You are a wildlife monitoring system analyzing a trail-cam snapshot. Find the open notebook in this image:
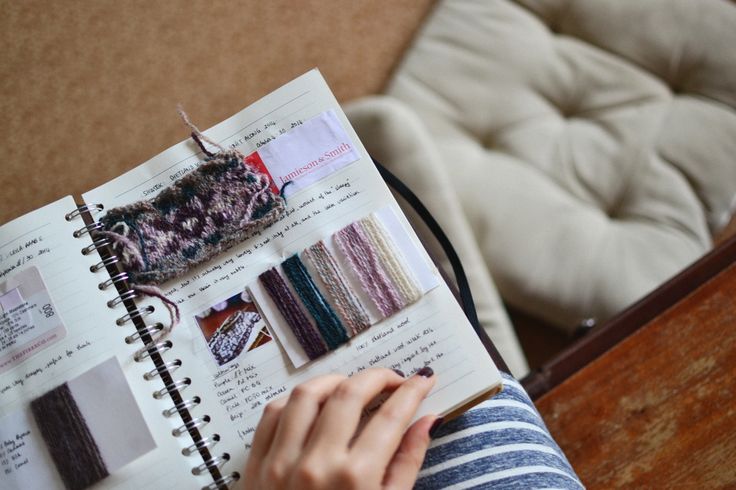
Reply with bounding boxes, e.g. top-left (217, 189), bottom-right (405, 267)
top-left (0, 70), bottom-right (502, 489)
